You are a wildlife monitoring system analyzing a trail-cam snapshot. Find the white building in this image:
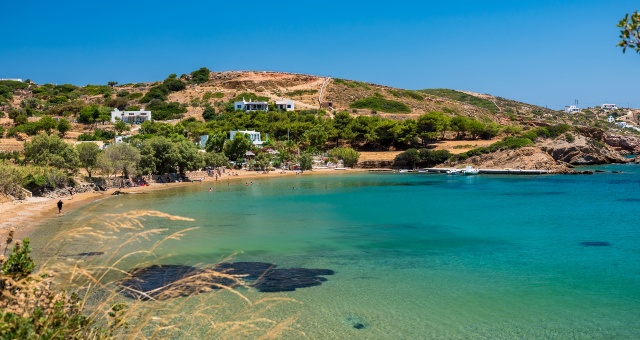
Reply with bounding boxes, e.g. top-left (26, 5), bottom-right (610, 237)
top-left (617, 122), bottom-right (628, 128)
top-left (0, 78), bottom-right (23, 82)
top-left (234, 99), bottom-right (269, 112)
top-left (608, 116), bottom-right (615, 123)
top-left (114, 135), bottom-right (132, 144)
top-left (564, 105), bottom-right (580, 114)
top-left (230, 130), bottom-right (263, 146)
top-left (601, 103), bottom-right (618, 110)
top-left (110, 108), bottom-right (152, 124)
top-left (275, 99), bottom-right (295, 111)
